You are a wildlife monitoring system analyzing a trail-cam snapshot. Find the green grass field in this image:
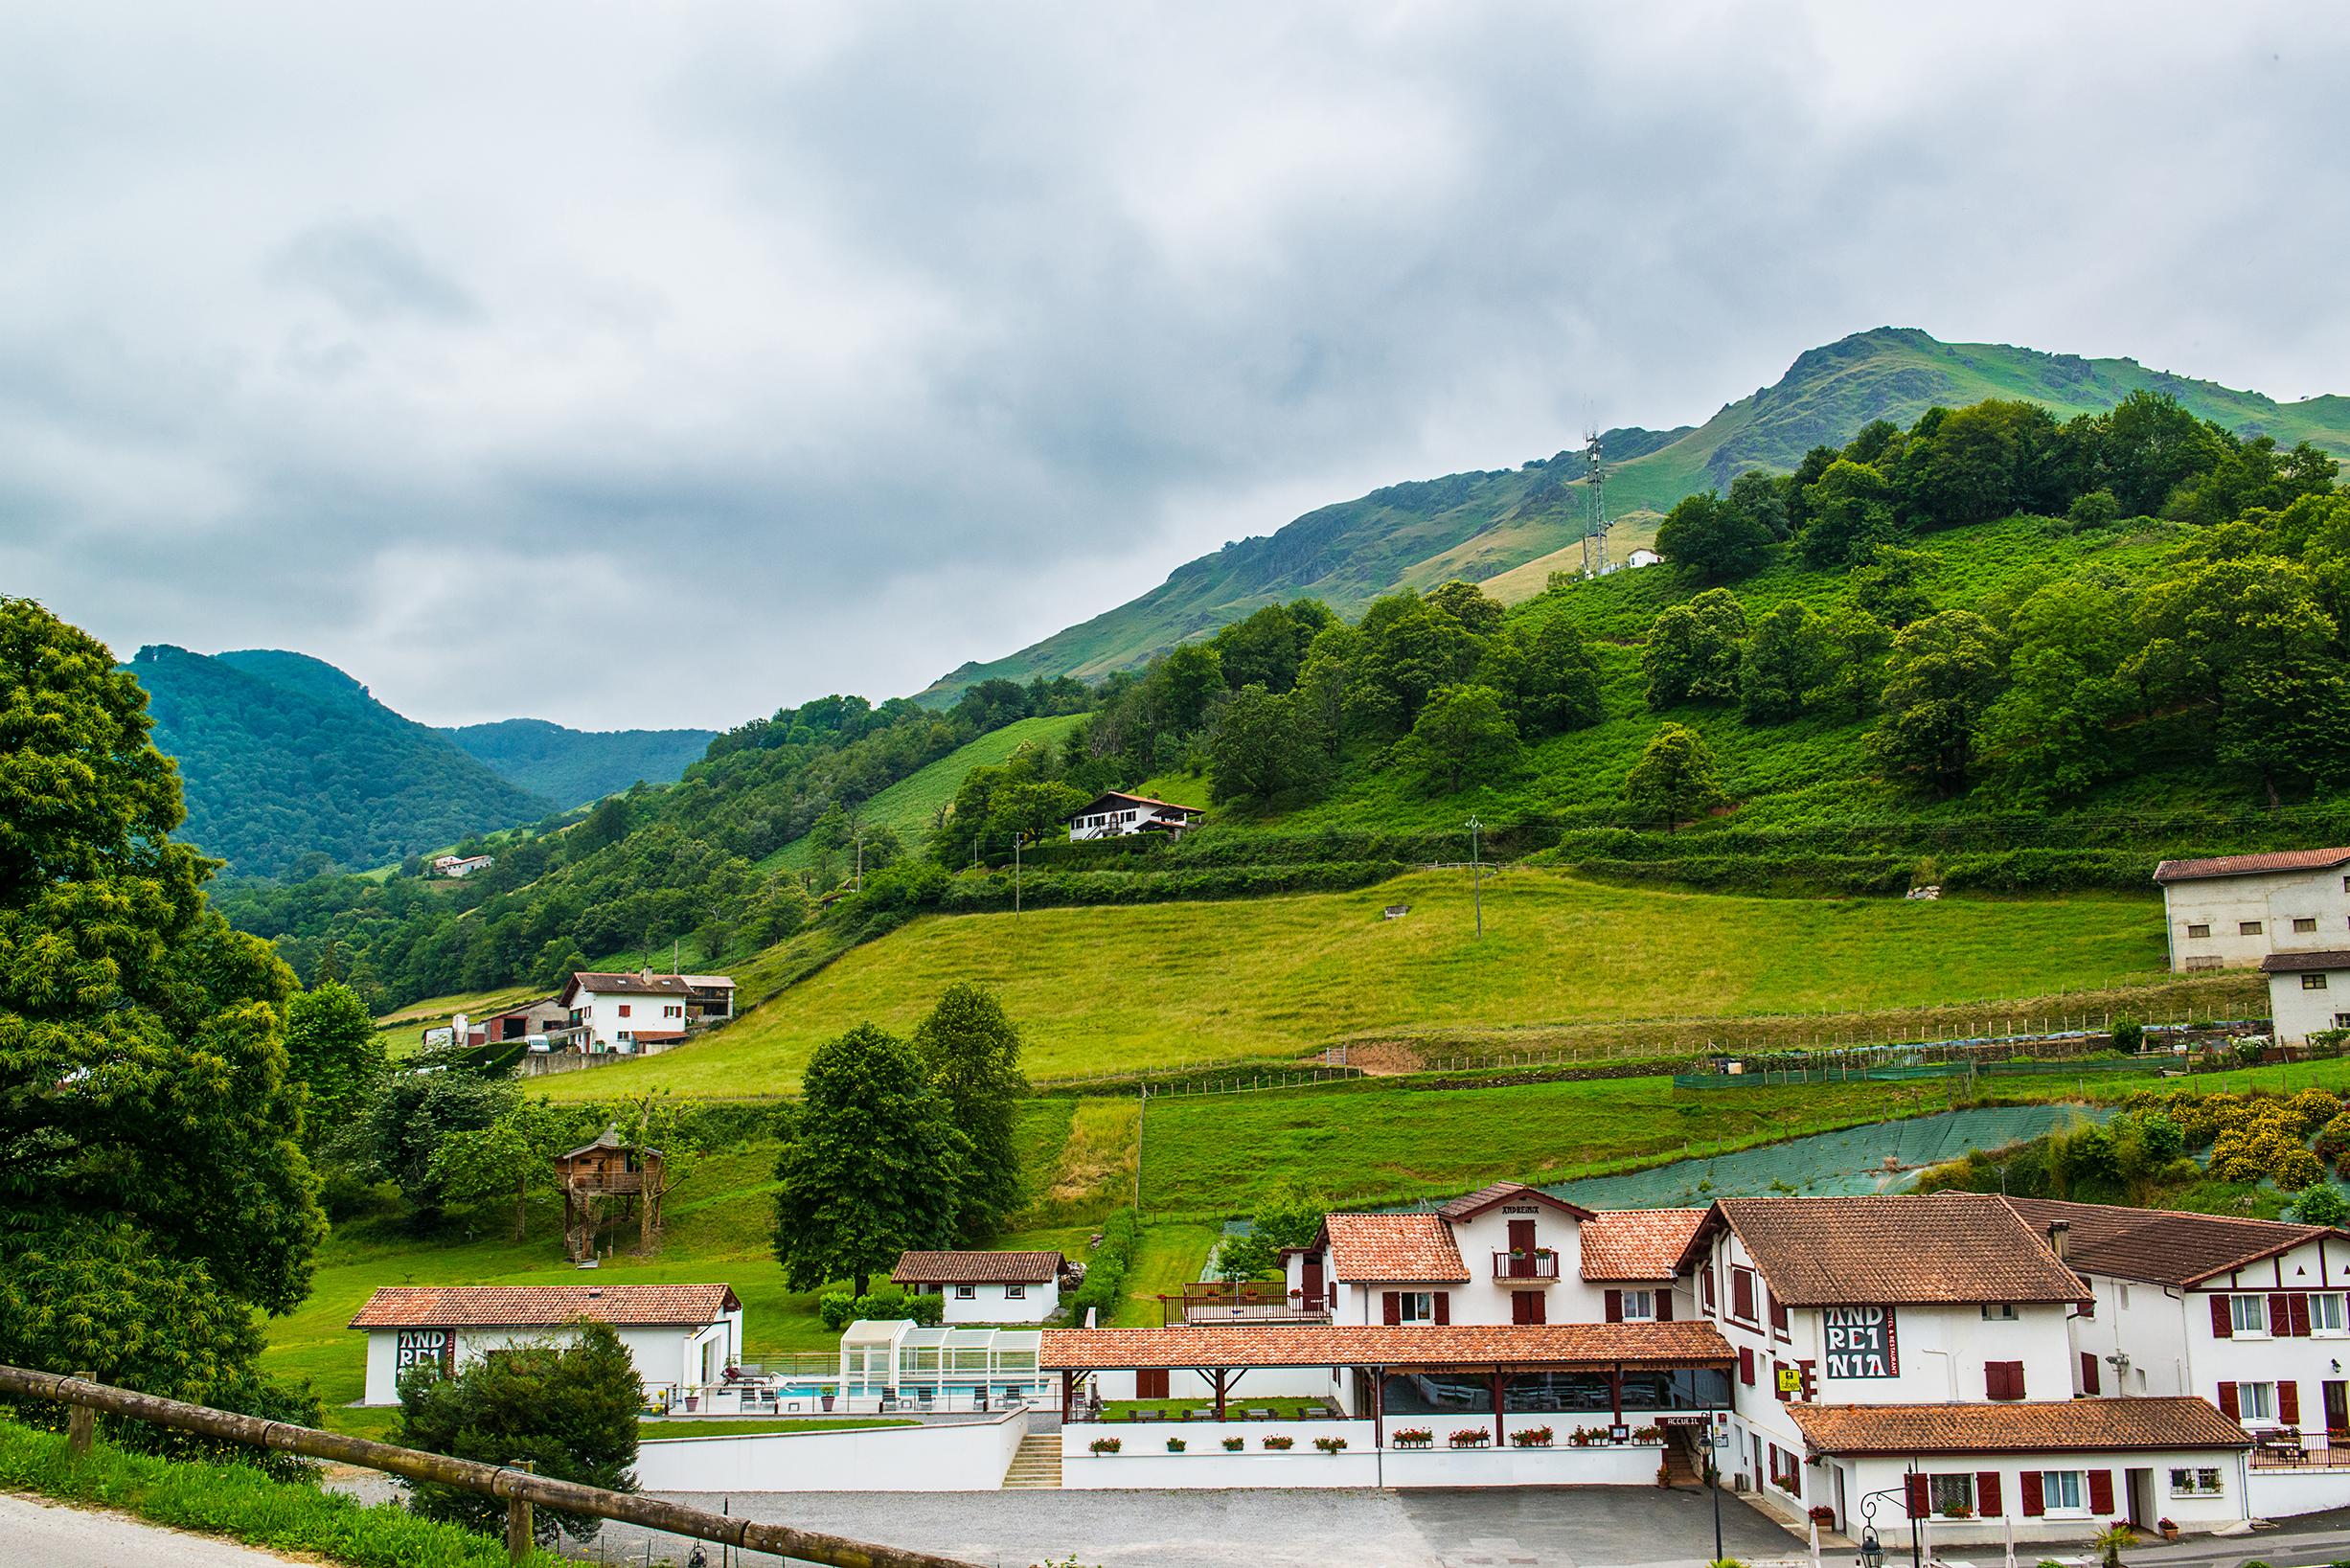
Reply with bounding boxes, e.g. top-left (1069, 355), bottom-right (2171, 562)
top-left (536, 870), bottom-right (2165, 1097)
top-left (760, 713), bottom-right (1085, 875)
